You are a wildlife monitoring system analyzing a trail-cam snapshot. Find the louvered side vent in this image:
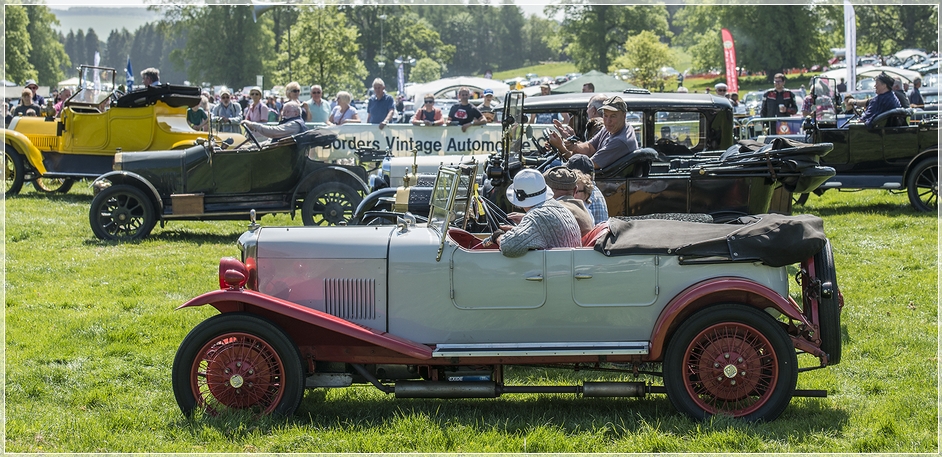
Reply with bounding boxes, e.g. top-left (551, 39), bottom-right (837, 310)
top-left (27, 134), bottom-right (59, 150)
top-left (324, 278), bottom-right (376, 319)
